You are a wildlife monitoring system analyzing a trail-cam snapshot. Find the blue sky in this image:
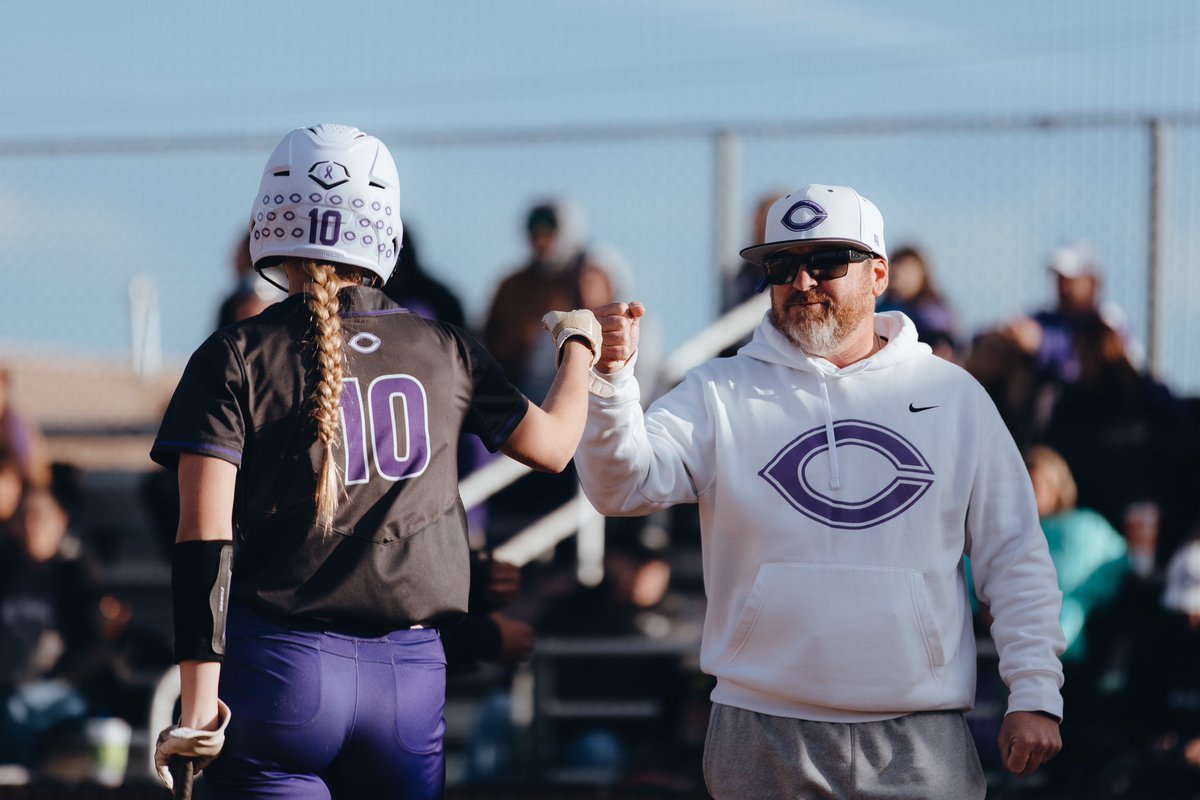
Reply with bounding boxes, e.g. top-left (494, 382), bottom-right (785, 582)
top-left (6, 1), bottom-right (1197, 138)
top-left (3, 1), bottom-right (1200, 390)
